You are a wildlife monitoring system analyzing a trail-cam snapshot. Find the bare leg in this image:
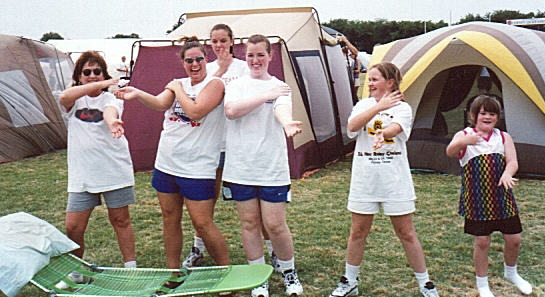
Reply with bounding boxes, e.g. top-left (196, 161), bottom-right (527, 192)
top-left (235, 199), bottom-right (264, 261)
top-left (65, 209), bottom-right (93, 258)
top-left (107, 206), bottom-right (135, 262)
top-left (194, 167), bottom-right (223, 240)
top-left (261, 201), bottom-right (293, 261)
top-left (185, 199), bottom-right (229, 265)
top-left (503, 233), bottom-right (521, 266)
top-left (346, 213), bottom-right (374, 266)
top-left (473, 236), bottom-right (491, 277)
top-left (157, 192), bottom-right (184, 269)
top-left (390, 214), bottom-right (427, 273)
